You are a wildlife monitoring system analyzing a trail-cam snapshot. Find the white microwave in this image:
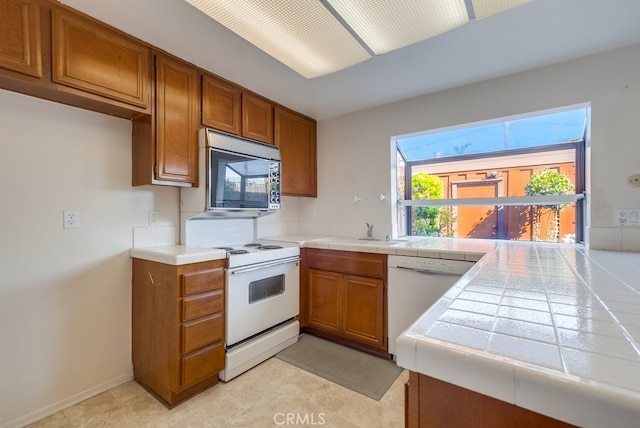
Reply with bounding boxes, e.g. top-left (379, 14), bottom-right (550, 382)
top-left (204, 129), bottom-right (281, 216)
